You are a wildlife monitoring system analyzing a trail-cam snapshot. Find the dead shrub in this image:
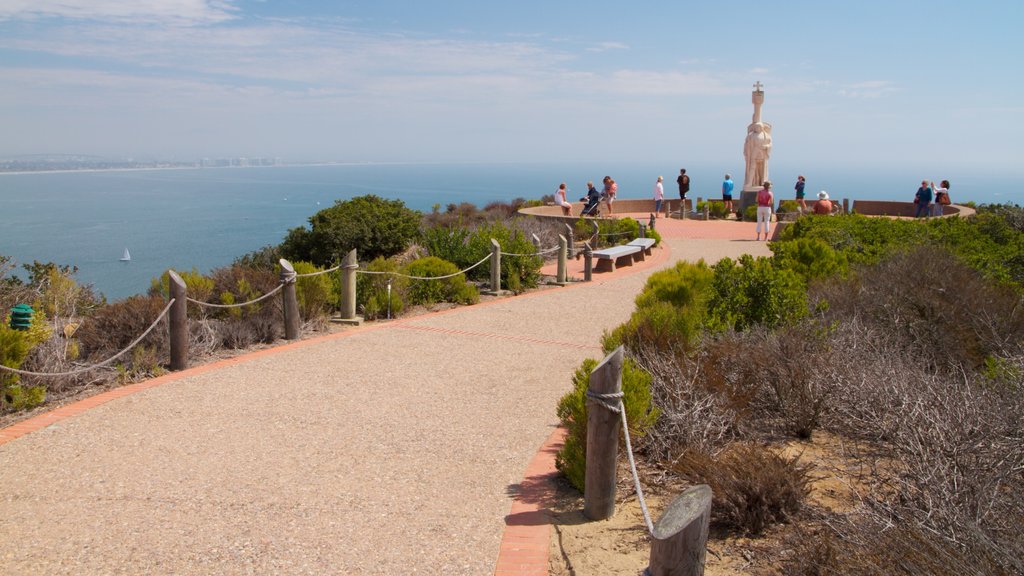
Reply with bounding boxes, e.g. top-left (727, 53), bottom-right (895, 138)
top-left (76, 295), bottom-right (169, 369)
top-left (672, 442), bottom-right (811, 535)
top-left (780, 515), bottom-right (1016, 576)
top-left (214, 311), bottom-right (281, 349)
top-left (814, 244), bottom-right (1024, 374)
